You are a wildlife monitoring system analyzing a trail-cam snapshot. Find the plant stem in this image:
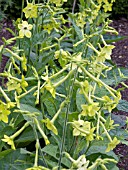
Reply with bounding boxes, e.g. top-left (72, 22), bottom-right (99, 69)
top-left (32, 119), bottom-right (48, 167)
top-left (72, 0), bottom-right (77, 13)
top-left (58, 67), bottom-right (78, 169)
